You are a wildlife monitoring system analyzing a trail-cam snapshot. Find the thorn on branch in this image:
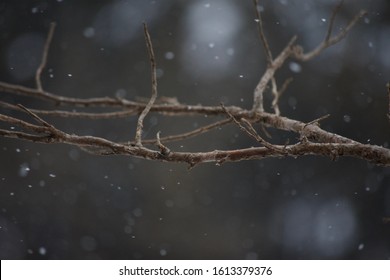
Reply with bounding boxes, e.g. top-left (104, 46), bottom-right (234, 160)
top-left (36, 22), bottom-right (56, 92)
top-left (135, 22), bottom-right (158, 147)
